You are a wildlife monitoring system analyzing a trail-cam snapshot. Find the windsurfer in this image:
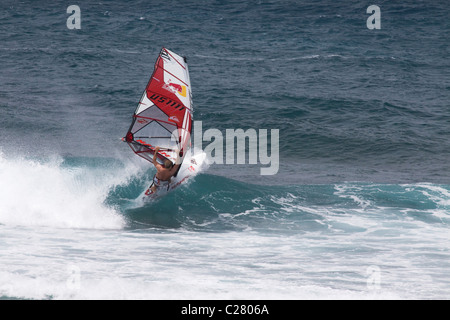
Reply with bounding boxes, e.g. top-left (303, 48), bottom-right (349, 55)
top-left (149, 146), bottom-right (181, 193)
